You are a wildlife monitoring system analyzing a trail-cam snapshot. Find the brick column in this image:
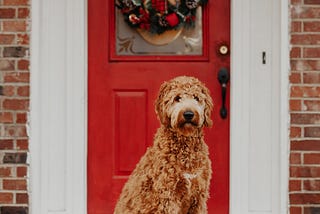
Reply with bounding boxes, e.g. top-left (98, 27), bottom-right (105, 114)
top-left (289, 0), bottom-right (320, 213)
top-left (0, 0), bottom-right (29, 213)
